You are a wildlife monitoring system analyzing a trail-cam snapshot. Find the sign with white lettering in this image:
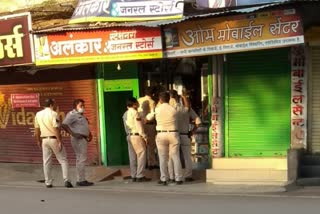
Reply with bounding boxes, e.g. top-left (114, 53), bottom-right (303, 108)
top-left (34, 27), bottom-right (163, 65)
top-left (0, 13), bottom-right (34, 67)
top-left (164, 9), bottom-right (304, 58)
top-left (11, 93), bottom-right (40, 108)
top-left (69, 0), bottom-right (184, 24)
